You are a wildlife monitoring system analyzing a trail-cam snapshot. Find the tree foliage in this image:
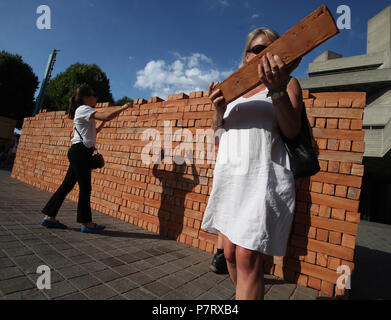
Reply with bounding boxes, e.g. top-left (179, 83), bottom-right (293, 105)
top-left (0, 51), bottom-right (39, 128)
top-left (44, 63), bottom-right (114, 111)
top-left (115, 96), bottom-right (133, 106)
